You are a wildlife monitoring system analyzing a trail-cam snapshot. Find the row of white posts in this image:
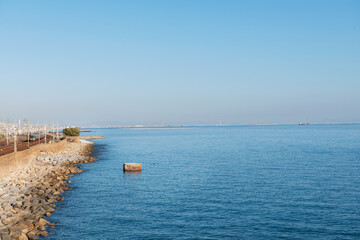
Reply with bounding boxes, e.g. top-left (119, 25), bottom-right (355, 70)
top-left (0, 120), bottom-right (62, 153)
